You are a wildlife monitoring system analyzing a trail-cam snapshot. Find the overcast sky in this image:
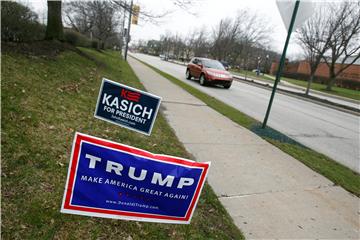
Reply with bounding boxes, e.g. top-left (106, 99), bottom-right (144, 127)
top-left (26, 0), bottom-right (337, 59)
top-left (130, 0), bottom-right (301, 57)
